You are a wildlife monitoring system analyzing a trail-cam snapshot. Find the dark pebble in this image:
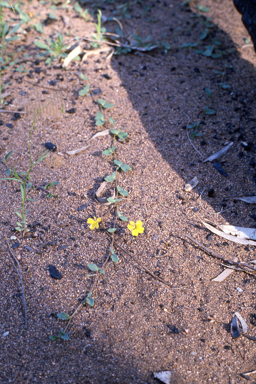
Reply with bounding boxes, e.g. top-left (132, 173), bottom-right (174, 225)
top-left (66, 108), bottom-right (76, 114)
top-left (102, 74), bottom-right (111, 80)
top-left (194, 67), bottom-right (200, 73)
top-left (213, 162), bottom-right (227, 177)
top-left (0, 120), bottom-right (3, 125)
top-left (34, 59), bottom-right (40, 65)
top-left (208, 188), bottom-right (215, 197)
top-left (197, 307), bottom-right (204, 312)
top-left (167, 324), bottom-right (179, 334)
top-left (171, 67), bottom-right (176, 71)
top-left (6, 123), bottom-right (13, 129)
top-left (25, 246), bottom-right (34, 252)
top-left (48, 80), bottom-right (56, 86)
top-left (57, 245), bottom-right (69, 251)
top-left (224, 345), bottom-right (232, 350)
top-left (91, 88), bottom-right (102, 96)
top-left (34, 67), bottom-right (41, 74)
top-left (49, 265), bottom-right (62, 280)
top-left (77, 204), bottom-right (87, 211)
top-left (249, 159), bottom-right (255, 167)
top-left (200, 140), bottom-right (207, 146)
top-left (13, 113), bottom-right (21, 120)
top-left (11, 242), bottom-right (20, 249)
top-left (238, 151), bottom-right (244, 158)
top-left (45, 142), bottom-right (57, 151)
top-left (84, 327), bottom-right (91, 338)
top-left (250, 313), bottom-right (256, 326)
top-left (68, 191), bottom-right (76, 197)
